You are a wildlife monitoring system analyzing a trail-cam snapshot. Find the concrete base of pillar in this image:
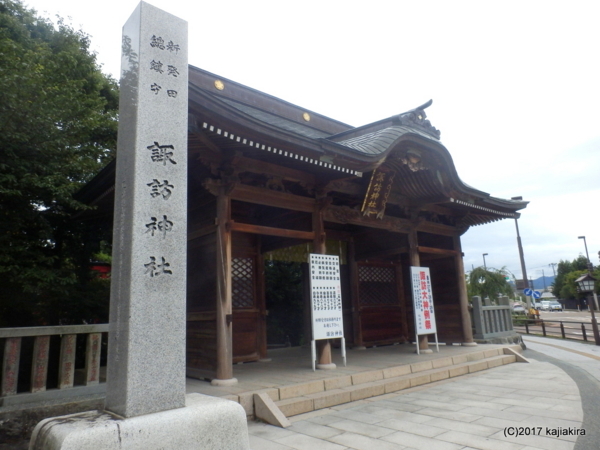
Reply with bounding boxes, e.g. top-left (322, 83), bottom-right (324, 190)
top-left (316, 363), bottom-right (337, 370)
top-left (211, 377), bottom-right (238, 386)
top-left (416, 348), bottom-right (433, 354)
top-left (29, 394), bottom-right (250, 450)
top-left (461, 342), bottom-right (478, 347)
